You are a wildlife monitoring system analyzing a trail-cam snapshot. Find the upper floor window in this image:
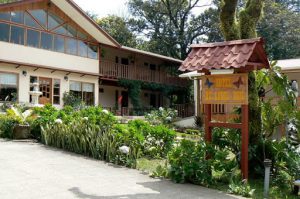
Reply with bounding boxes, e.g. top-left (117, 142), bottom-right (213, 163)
top-left (0, 9), bottom-right (98, 59)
